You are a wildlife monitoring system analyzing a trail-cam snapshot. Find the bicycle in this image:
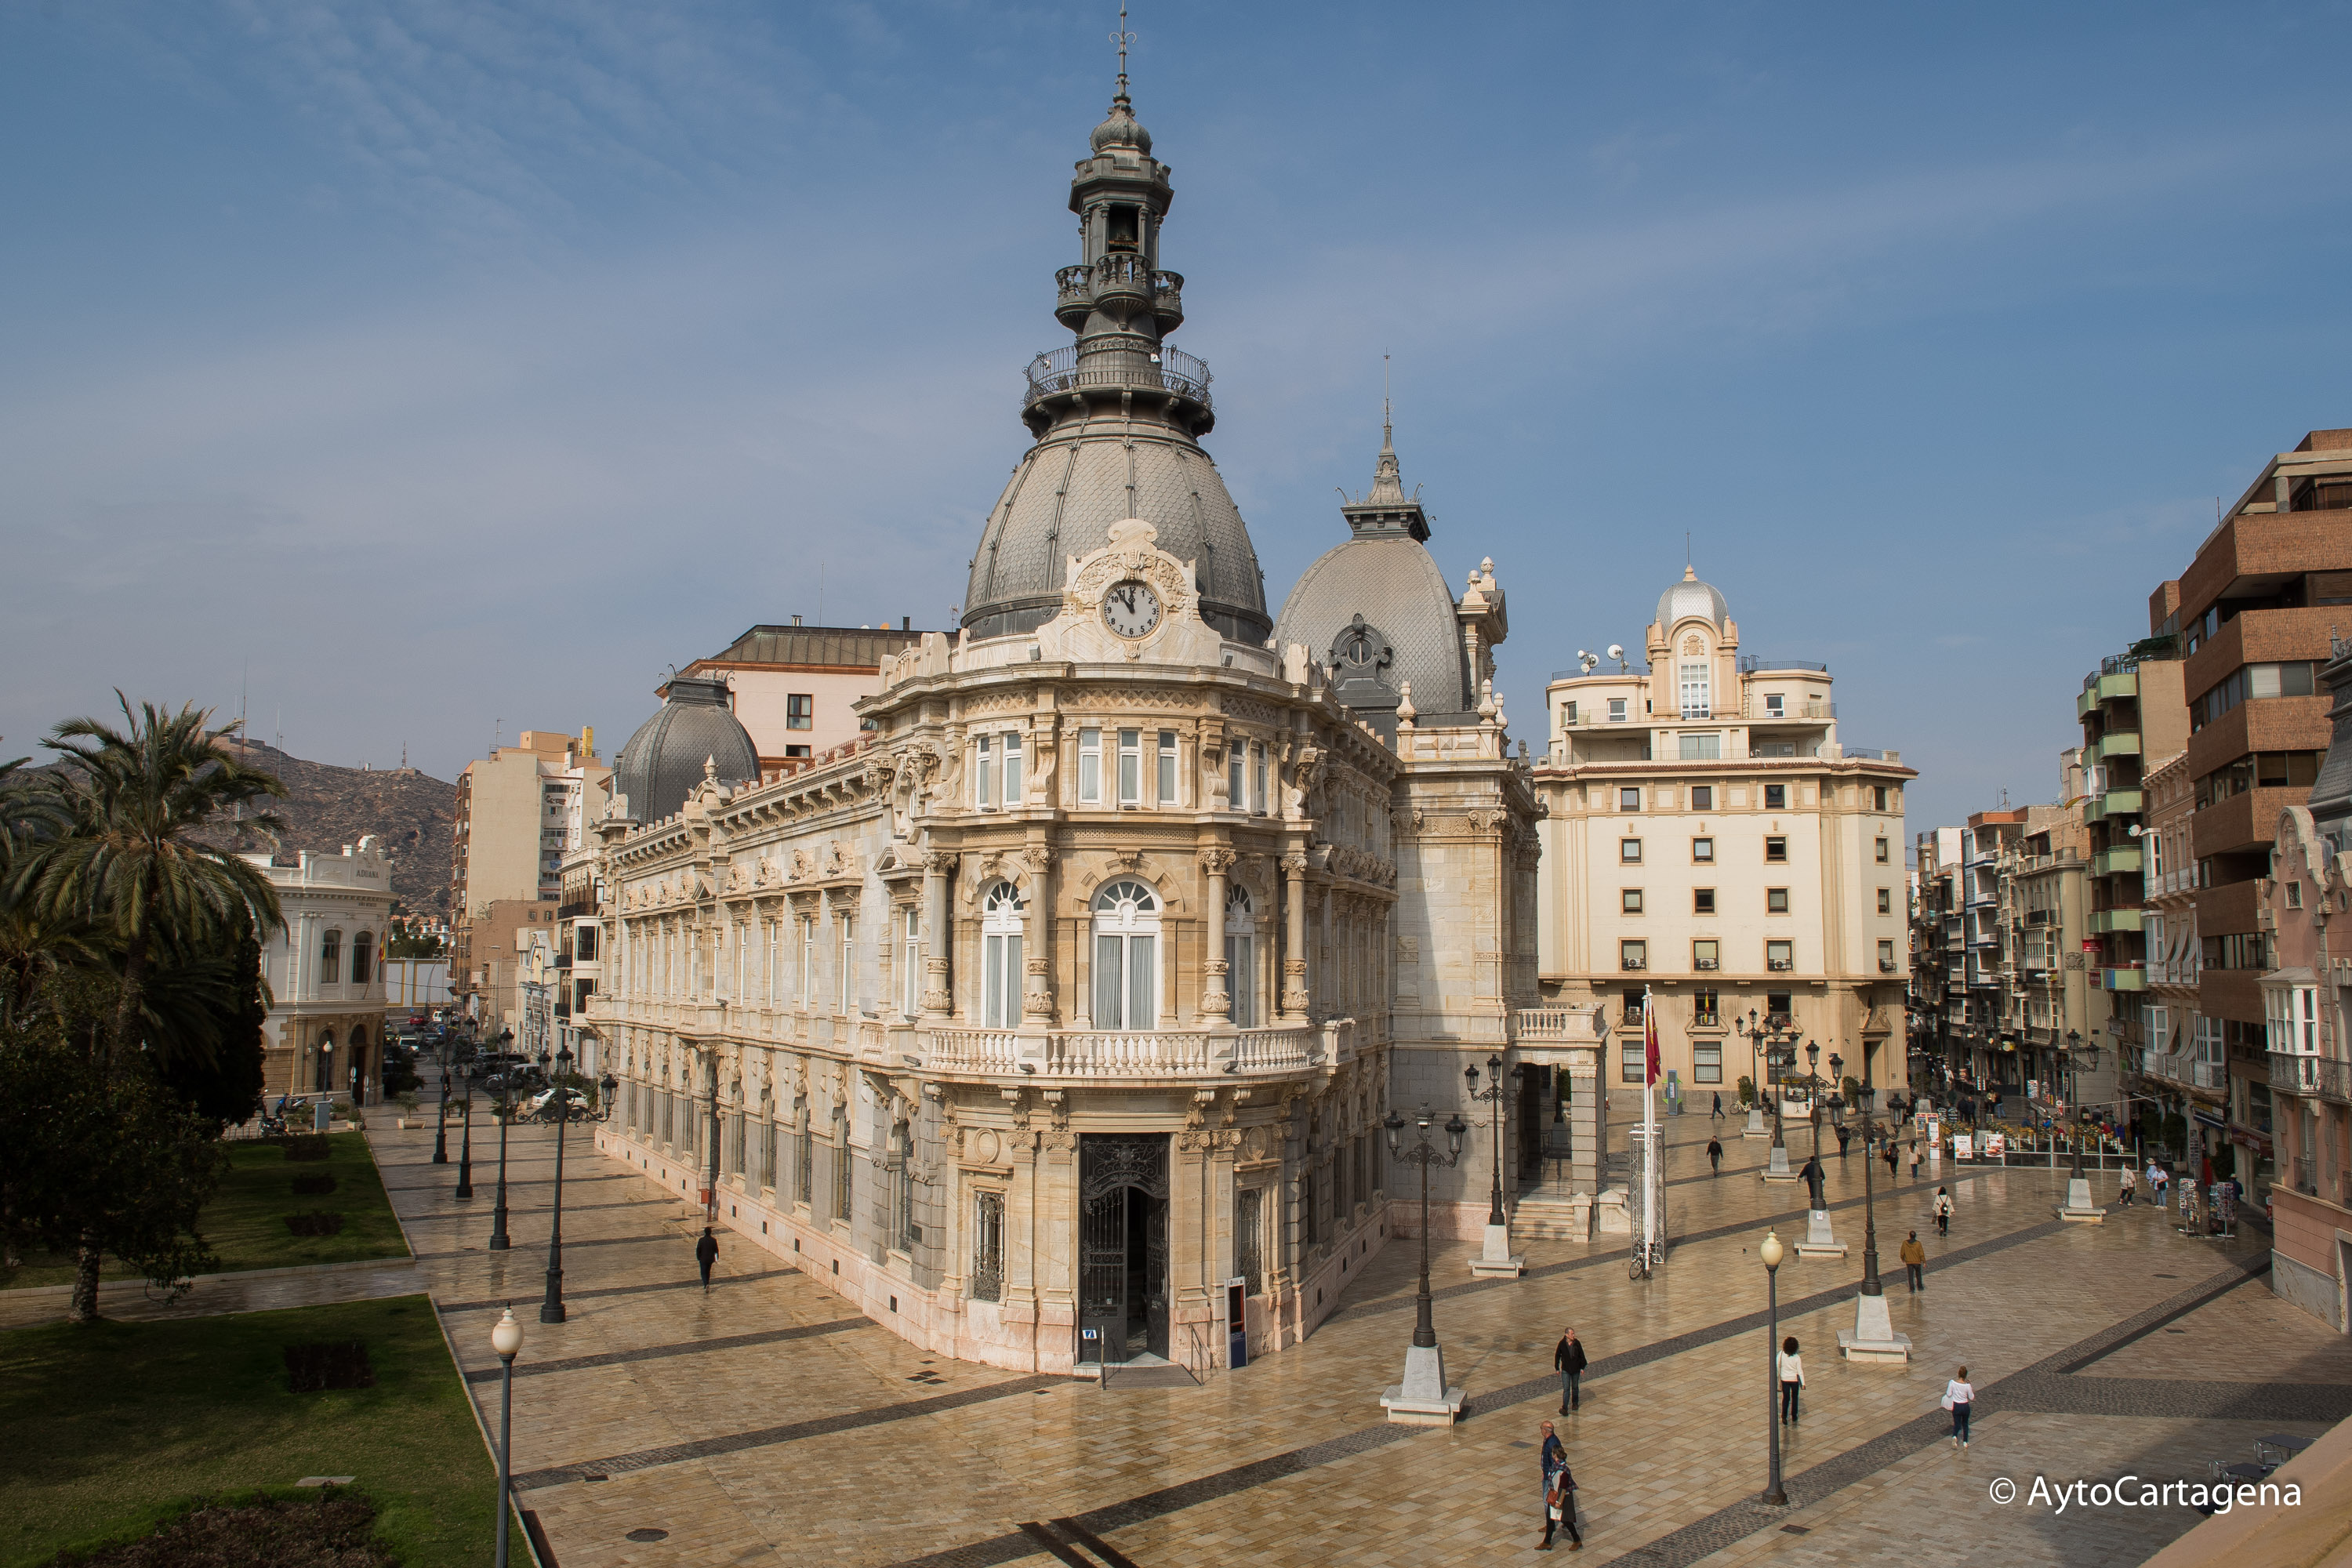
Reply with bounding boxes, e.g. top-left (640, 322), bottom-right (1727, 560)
top-left (1629, 1238), bottom-right (1663, 1280)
